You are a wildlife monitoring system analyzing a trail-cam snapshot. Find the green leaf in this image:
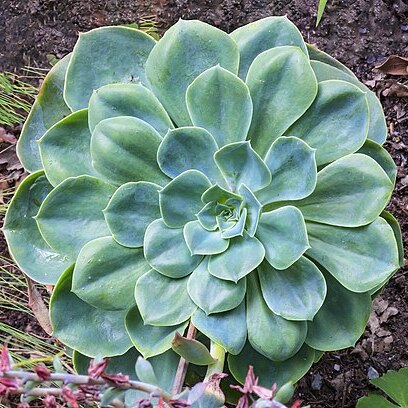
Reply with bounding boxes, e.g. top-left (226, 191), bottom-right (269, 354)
top-left (208, 233), bottom-right (265, 282)
top-left (50, 266), bottom-right (132, 357)
top-left (187, 258), bottom-right (246, 314)
top-left (316, 0), bottom-right (328, 26)
top-left (64, 26), bottom-right (155, 111)
top-left (214, 142), bottom-right (271, 192)
top-left (197, 202), bottom-right (218, 231)
top-left (91, 116), bottom-right (168, 186)
top-left (38, 109), bottom-right (99, 186)
top-left (144, 219), bottom-right (203, 278)
top-left (307, 218), bottom-right (399, 293)
top-left (246, 274), bottom-right (307, 361)
top-left (192, 302), bottom-right (246, 355)
top-left (230, 16), bottom-right (308, 79)
top-left (72, 237), bottom-right (150, 310)
top-left (258, 257), bottom-right (326, 321)
top-left (135, 357), bottom-right (158, 384)
top-left (17, 54), bottom-right (72, 172)
top-left (157, 127), bottom-right (223, 184)
top-left (228, 343), bottom-right (315, 388)
top-left (306, 271), bottom-right (371, 350)
top-left (381, 211), bottom-right (404, 268)
top-left (356, 394), bottom-right (399, 408)
top-left (238, 184), bottom-right (262, 237)
top-left (104, 182), bottom-right (161, 248)
top-left (286, 80), bottom-right (369, 165)
top-left (88, 83), bottom-right (173, 135)
top-left (186, 65), bottom-right (253, 146)
top-left (201, 184), bottom-right (242, 204)
top-left (3, 171), bottom-right (70, 284)
top-left (172, 333), bottom-right (216, 365)
top-left (36, 175), bottom-right (115, 260)
top-left (255, 206), bottom-right (309, 270)
top-left (296, 154), bottom-right (394, 227)
top-left (145, 19), bottom-right (239, 126)
top-left (159, 170), bottom-right (211, 228)
top-left (125, 306), bottom-right (188, 358)
top-left (371, 367), bottom-right (408, 407)
top-left (135, 270), bottom-right (196, 326)
top-left (246, 46), bottom-right (318, 157)
top-left (184, 220), bottom-right (229, 255)
top-left (220, 208), bottom-right (247, 239)
top-left (256, 136), bottom-right (317, 205)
